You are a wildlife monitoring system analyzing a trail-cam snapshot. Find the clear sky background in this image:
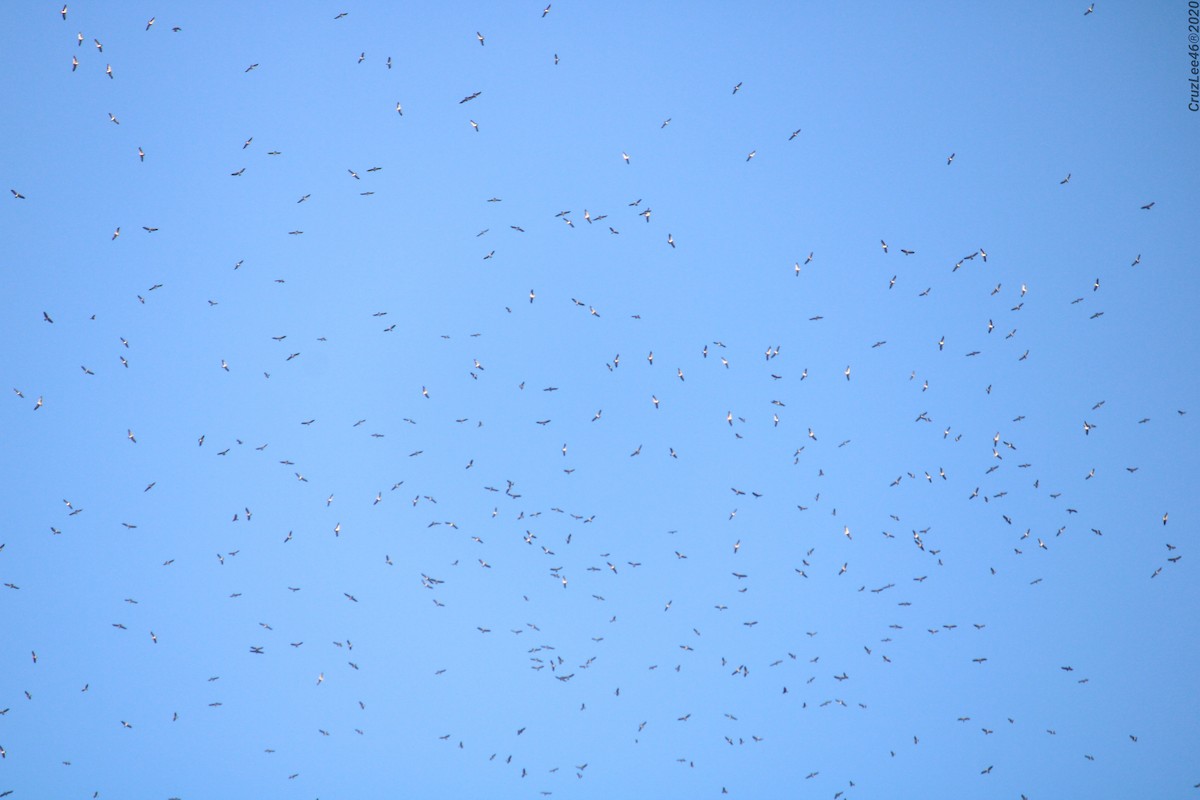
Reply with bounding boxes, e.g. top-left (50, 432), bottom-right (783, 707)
top-left (2, 2), bottom-right (1198, 798)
